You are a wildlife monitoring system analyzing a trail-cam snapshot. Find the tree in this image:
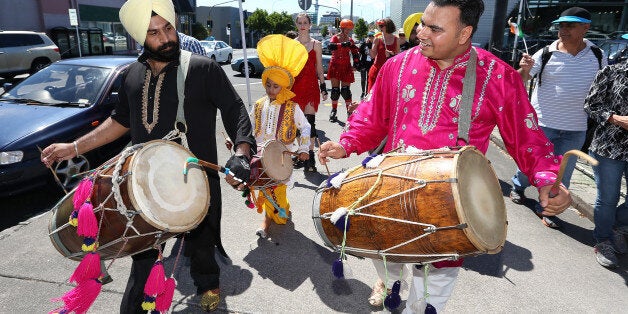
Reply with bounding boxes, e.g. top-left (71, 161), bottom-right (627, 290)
top-left (192, 22), bottom-right (209, 40)
top-left (321, 25), bottom-right (328, 38)
top-left (354, 18), bottom-right (368, 41)
top-left (246, 9), bottom-right (271, 35)
top-left (267, 11), bottom-right (296, 35)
